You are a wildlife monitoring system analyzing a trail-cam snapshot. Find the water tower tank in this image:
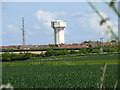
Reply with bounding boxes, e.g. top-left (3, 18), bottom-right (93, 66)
top-left (51, 20), bottom-right (66, 44)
